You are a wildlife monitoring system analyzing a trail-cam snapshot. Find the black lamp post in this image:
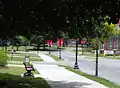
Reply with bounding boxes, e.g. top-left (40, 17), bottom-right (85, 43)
top-left (74, 39), bottom-right (79, 69)
top-left (49, 45), bottom-right (51, 54)
top-left (59, 39), bottom-right (61, 59)
top-left (95, 35), bottom-right (99, 76)
top-left (82, 44), bottom-right (83, 55)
